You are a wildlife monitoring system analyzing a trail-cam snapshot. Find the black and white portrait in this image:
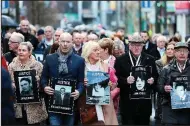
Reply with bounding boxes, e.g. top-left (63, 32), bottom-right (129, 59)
top-left (135, 76), bottom-right (145, 91)
top-left (34, 53), bottom-right (44, 63)
top-left (19, 76), bottom-right (33, 97)
top-left (53, 85), bottom-right (71, 106)
top-left (130, 66), bottom-right (151, 99)
top-left (92, 83), bottom-right (105, 97)
top-left (172, 82), bottom-right (190, 103)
